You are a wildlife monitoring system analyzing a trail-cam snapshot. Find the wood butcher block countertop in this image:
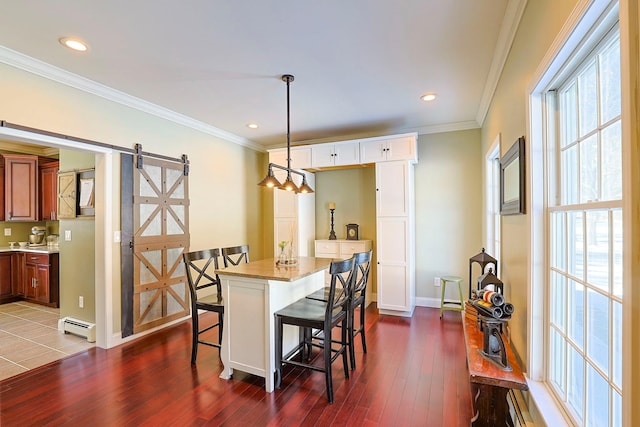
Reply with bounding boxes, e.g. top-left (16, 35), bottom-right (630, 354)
top-left (215, 256), bottom-right (333, 282)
